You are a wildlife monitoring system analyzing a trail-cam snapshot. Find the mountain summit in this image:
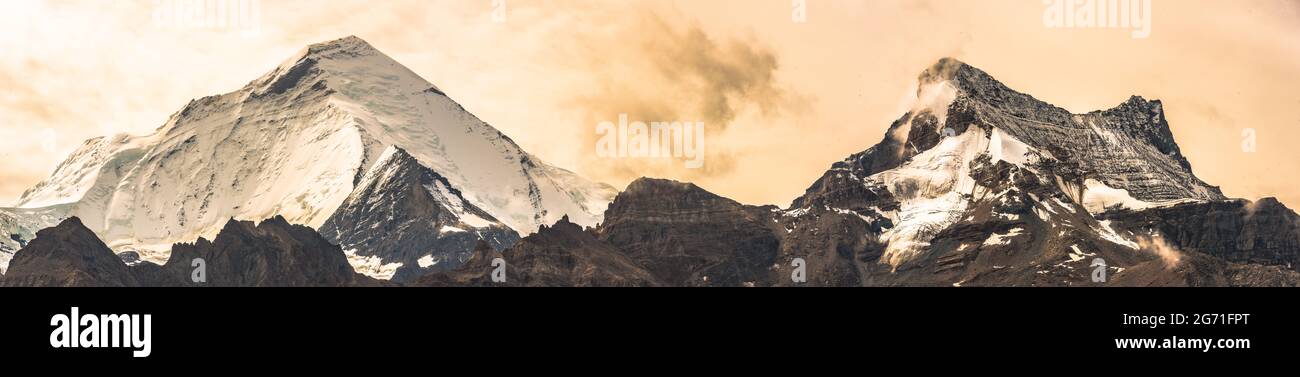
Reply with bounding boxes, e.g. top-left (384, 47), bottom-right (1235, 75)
top-left (3, 36), bottom-right (615, 267)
